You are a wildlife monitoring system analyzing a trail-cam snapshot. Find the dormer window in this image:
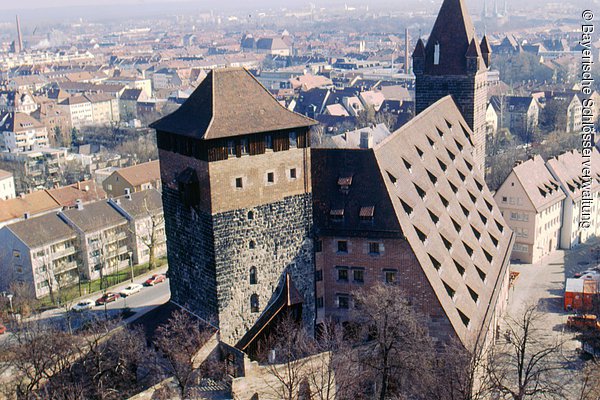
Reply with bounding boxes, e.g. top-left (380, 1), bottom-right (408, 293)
top-left (434, 43), bottom-right (441, 65)
top-left (330, 207), bottom-right (345, 221)
top-left (359, 206), bottom-right (375, 221)
top-left (338, 176), bottom-right (353, 194)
